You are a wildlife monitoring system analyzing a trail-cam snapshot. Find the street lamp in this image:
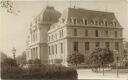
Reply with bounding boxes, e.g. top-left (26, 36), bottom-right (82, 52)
top-left (12, 48), bottom-right (16, 60)
top-left (114, 50), bottom-right (119, 77)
